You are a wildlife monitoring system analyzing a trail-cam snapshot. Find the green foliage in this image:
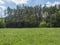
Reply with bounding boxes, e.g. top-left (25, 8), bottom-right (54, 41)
top-left (2, 4), bottom-right (60, 28)
top-left (0, 18), bottom-right (5, 28)
top-left (45, 10), bottom-right (60, 27)
top-left (4, 5), bottom-right (42, 27)
top-left (39, 21), bottom-right (47, 27)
